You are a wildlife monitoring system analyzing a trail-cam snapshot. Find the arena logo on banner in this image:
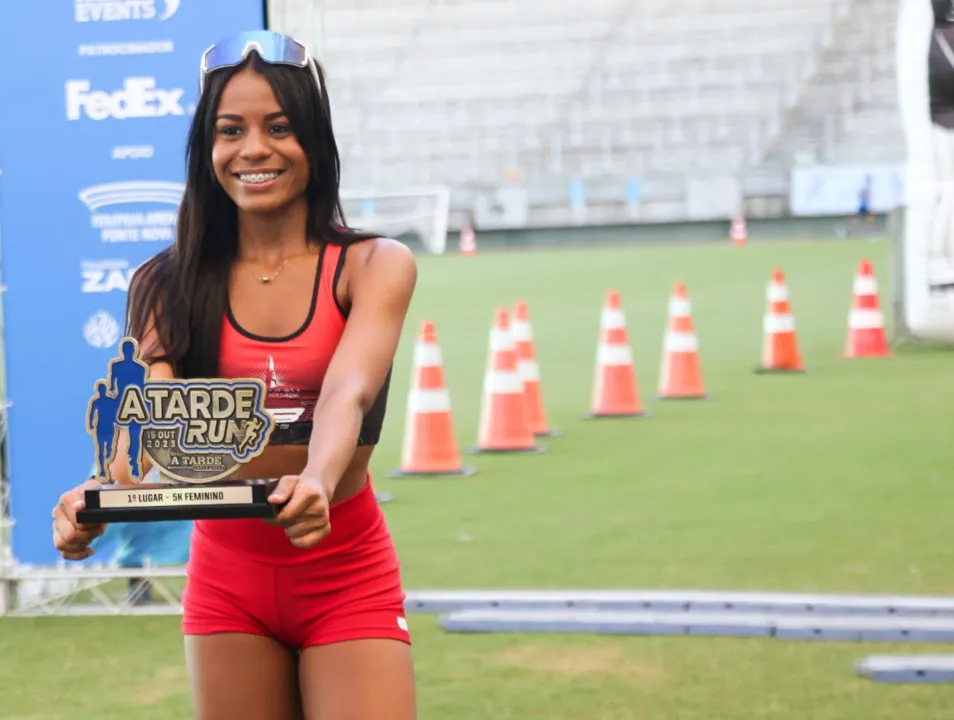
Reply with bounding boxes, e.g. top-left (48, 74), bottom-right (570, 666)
top-left (66, 77), bottom-right (188, 122)
top-left (74, 0), bottom-right (181, 23)
top-left (80, 259), bottom-right (140, 293)
top-left (79, 181), bottom-right (184, 243)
